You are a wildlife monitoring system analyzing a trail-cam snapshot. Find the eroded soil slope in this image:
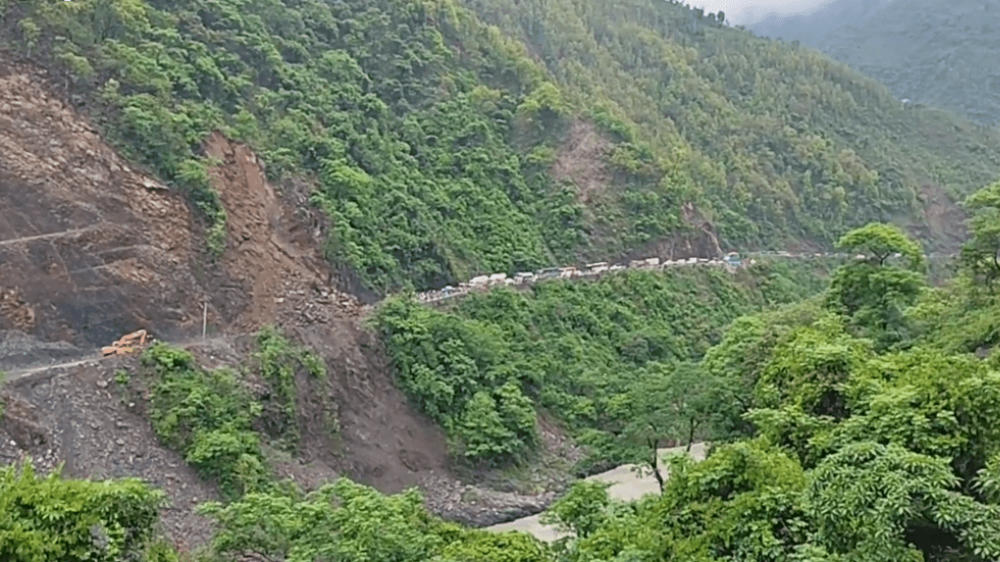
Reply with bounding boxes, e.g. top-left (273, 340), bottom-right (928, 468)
top-left (0, 60), bottom-right (203, 359)
top-left (0, 56), bottom-right (566, 550)
top-left (199, 131), bottom-right (451, 495)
